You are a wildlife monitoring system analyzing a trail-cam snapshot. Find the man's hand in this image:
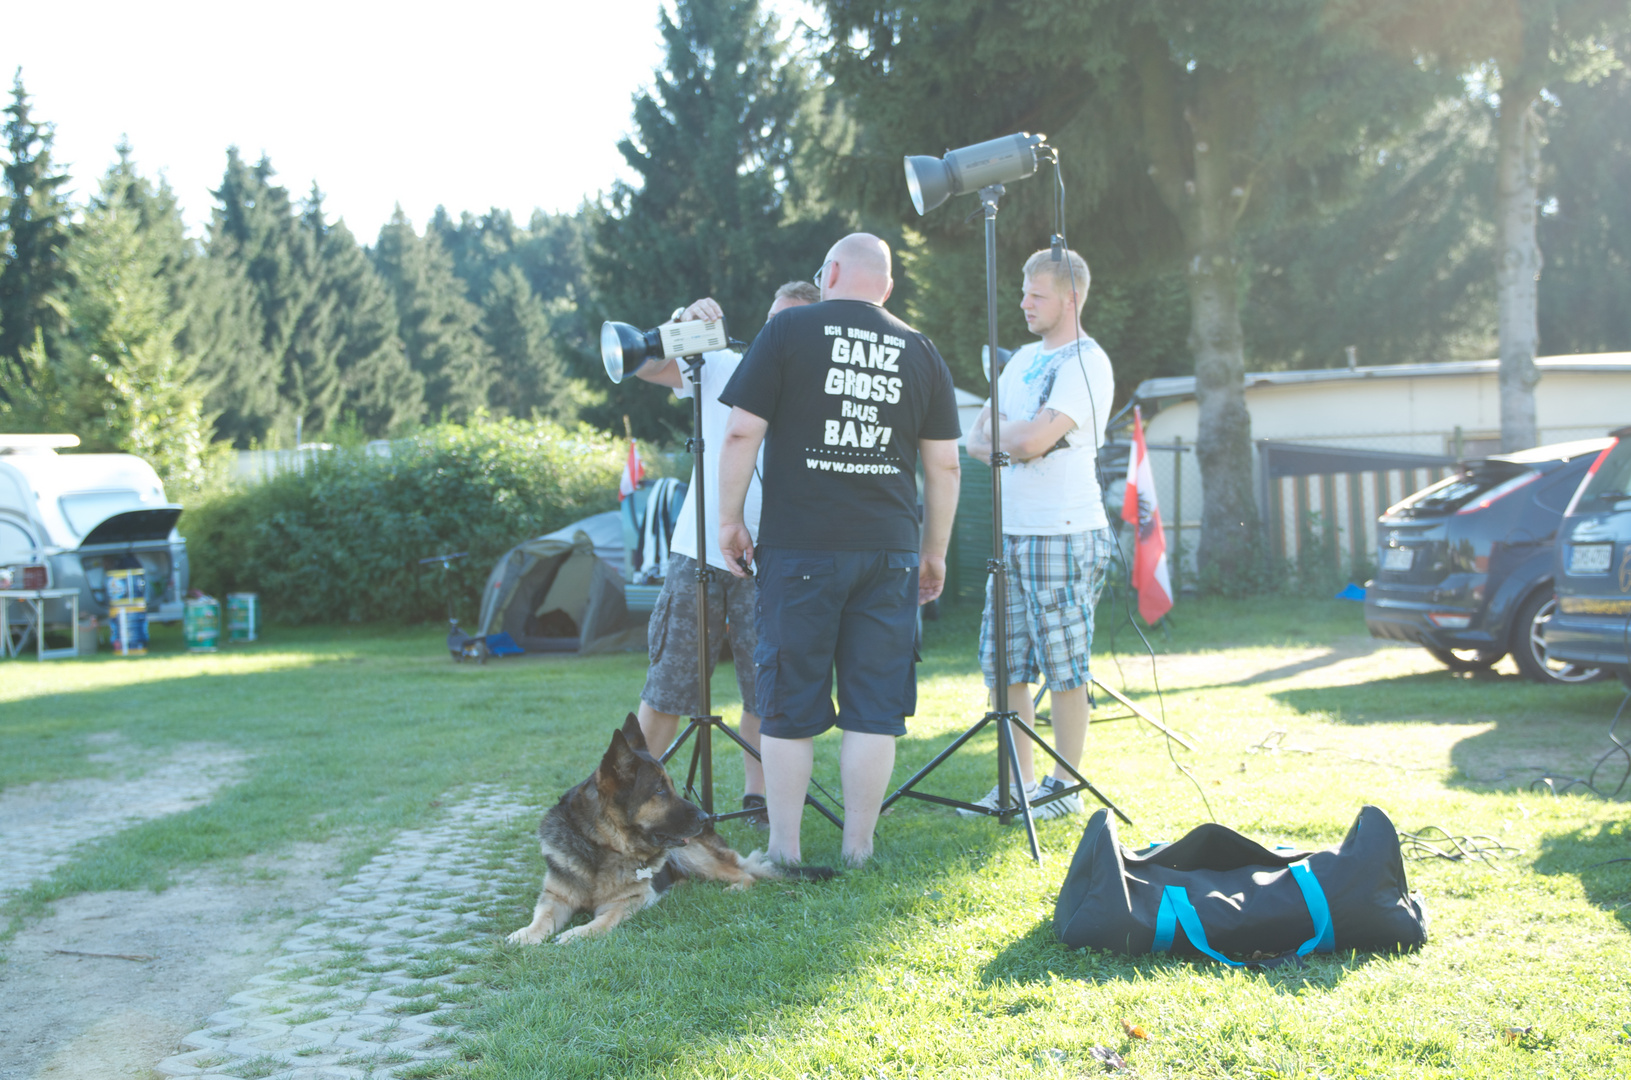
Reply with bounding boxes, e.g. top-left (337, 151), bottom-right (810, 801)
top-left (719, 524), bottom-right (755, 578)
top-left (918, 553), bottom-right (946, 605)
top-left (677, 297), bottom-right (723, 323)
